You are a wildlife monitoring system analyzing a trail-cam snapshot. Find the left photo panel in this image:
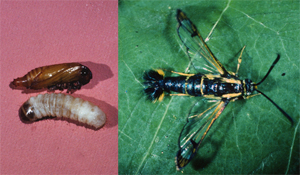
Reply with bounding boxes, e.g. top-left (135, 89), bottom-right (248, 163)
top-left (1, 1), bottom-right (118, 174)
